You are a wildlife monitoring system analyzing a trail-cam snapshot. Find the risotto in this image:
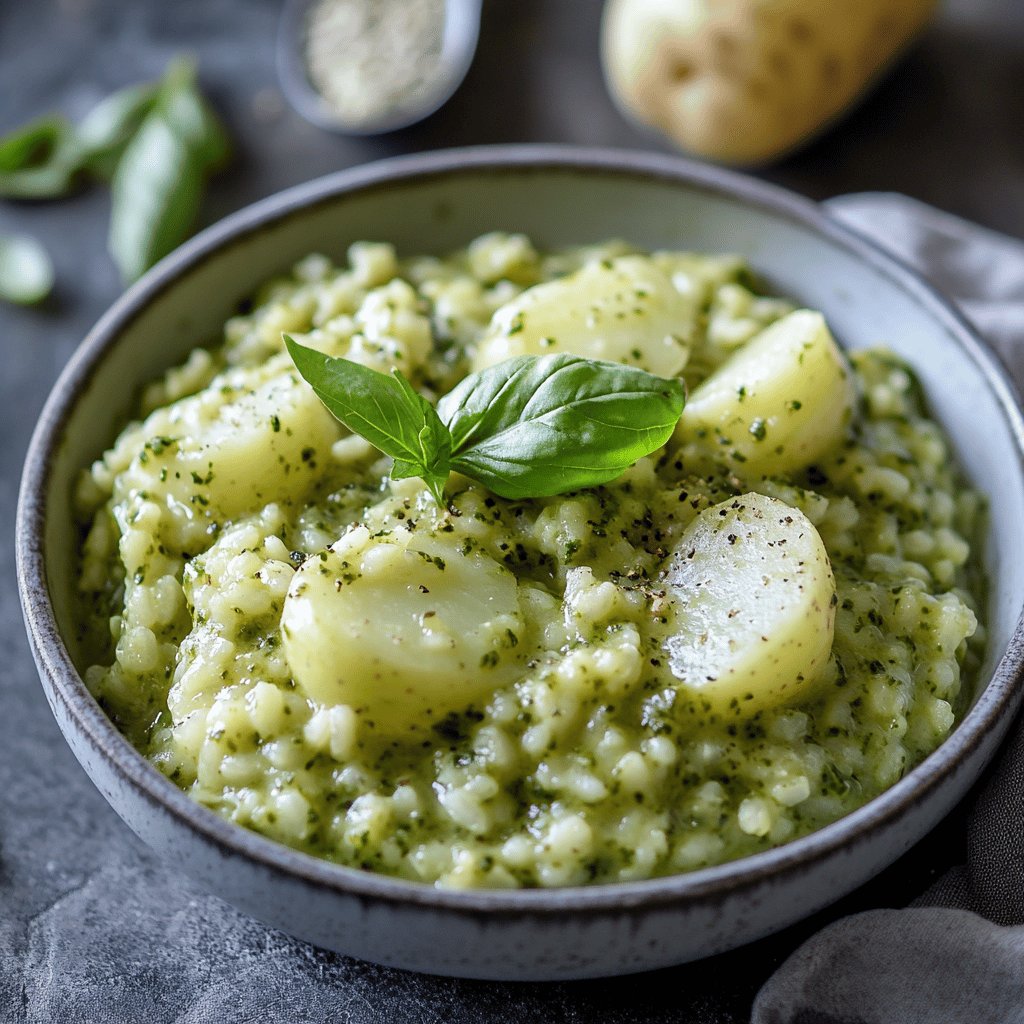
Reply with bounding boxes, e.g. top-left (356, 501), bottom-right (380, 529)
top-left (75, 234), bottom-right (985, 888)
